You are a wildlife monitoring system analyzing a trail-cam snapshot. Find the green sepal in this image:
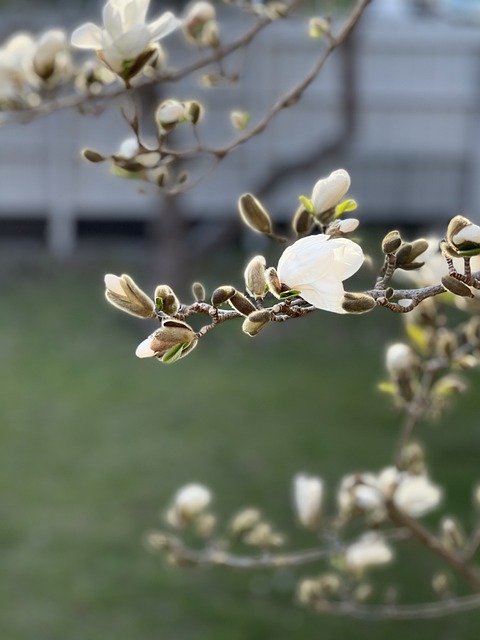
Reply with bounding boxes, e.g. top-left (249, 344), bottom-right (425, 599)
top-left (299, 196), bottom-right (314, 214)
top-left (155, 297), bottom-right (164, 313)
top-left (378, 382), bottom-right (396, 395)
top-left (279, 289), bottom-right (301, 299)
top-left (161, 342), bottom-right (188, 364)
top-left (456, 245), bottom-right (480, 257)
top-left (335, 199), bottom-right (357, 217)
